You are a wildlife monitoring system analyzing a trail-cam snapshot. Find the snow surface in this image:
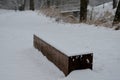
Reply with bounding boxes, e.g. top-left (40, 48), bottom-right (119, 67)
top-left (35, 23), bottom-right (120, 56)
top-left (0, 9), bottom-right (120, 80)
